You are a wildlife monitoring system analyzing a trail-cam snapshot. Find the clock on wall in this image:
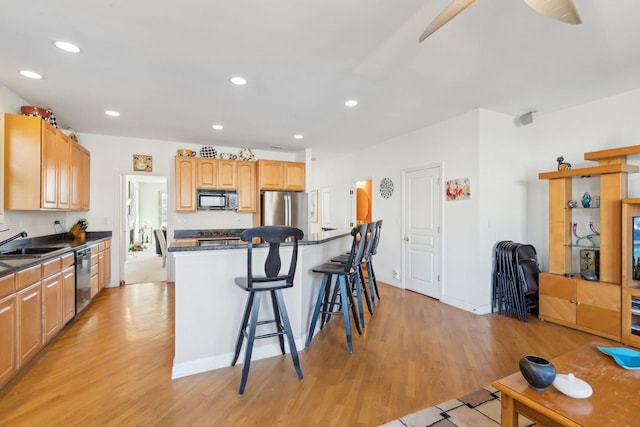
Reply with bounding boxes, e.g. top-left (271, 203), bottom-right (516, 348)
top-left (133, 154), bottom-right (152, 172)
top-left (379, 177), bottom-right (394, 198)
